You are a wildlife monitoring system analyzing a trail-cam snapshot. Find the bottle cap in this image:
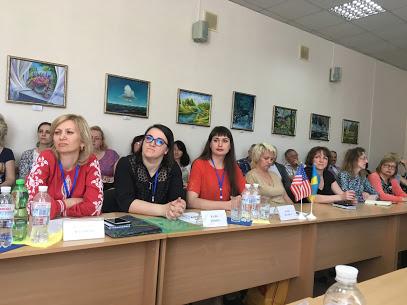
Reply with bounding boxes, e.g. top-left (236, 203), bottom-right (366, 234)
top-left (16, 179), bottom-right (25, 185)
top-left (38, 185), bottom-right (48, 192)
top-left (1, 186), bottom-right (11, 193)
top-left (335, 265), bottom-right (358, 284)
top-left (253, 183), bottom-right (259, 188)
top-left (245, 183), bottom-right (251, 188)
